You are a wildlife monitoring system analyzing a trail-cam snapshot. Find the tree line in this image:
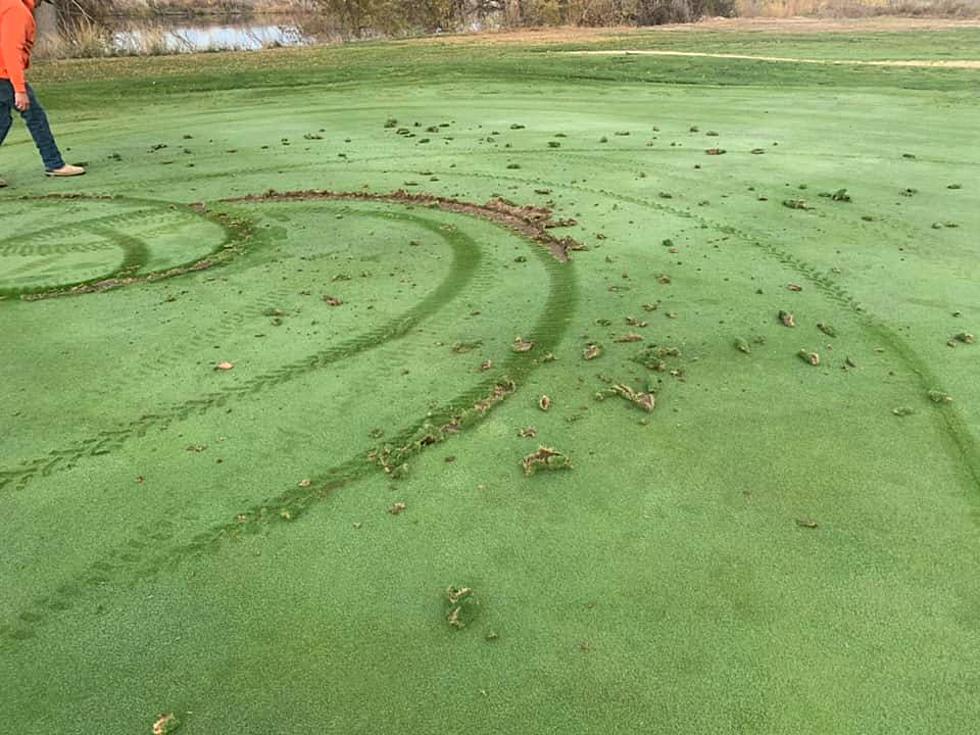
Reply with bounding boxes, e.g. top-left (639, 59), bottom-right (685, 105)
top-left (314, 0), bottom-right (736, 30)
top-left (62, 0), bottom-right (736, 30)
